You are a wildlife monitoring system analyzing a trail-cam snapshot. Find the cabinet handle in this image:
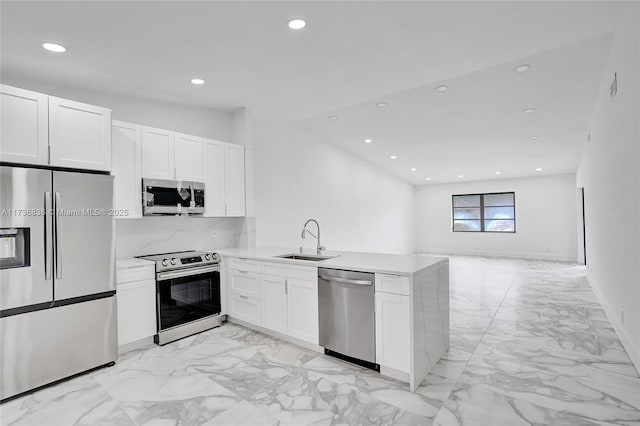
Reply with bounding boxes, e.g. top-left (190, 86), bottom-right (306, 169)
top-left (239, 295), bottom-right (248, 300)
top-left (285, 278), bottom-right (288, 295)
